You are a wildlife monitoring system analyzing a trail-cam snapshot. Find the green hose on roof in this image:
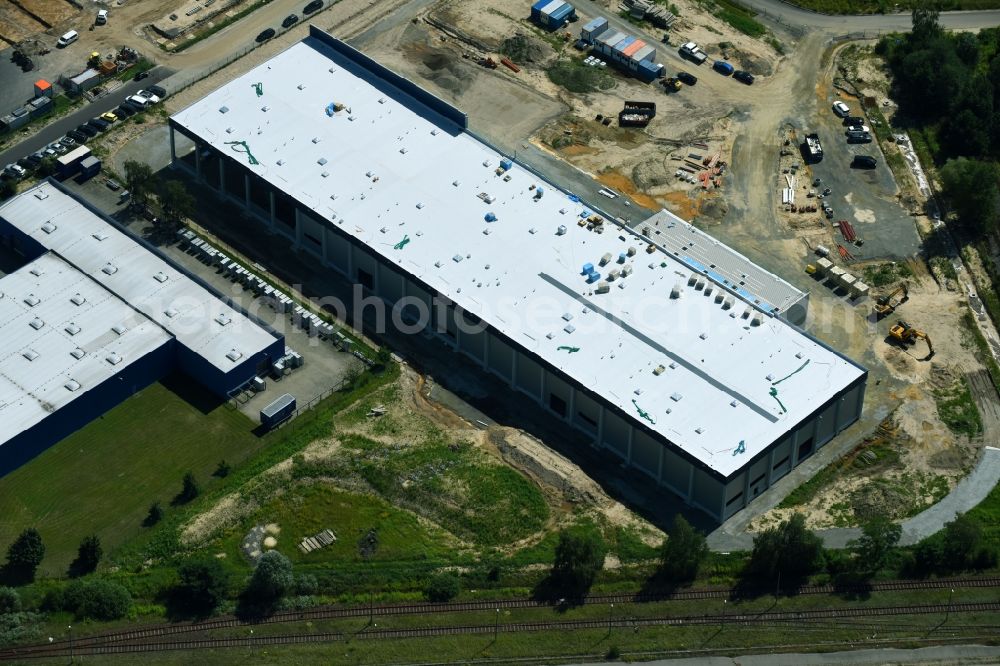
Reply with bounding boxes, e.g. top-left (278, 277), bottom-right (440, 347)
top-left (732, 440), bottom-right (746, 456)
top-left (224, 140), bottom-right (259, 166)
top-left (251, 82), bottom-right (263, 97)
top-left (632, 399), bottom-right (656, 425)
top-left (769, 387), bottom-right (787, 414)
top-left (394, 235), bottom-right (411, 250)
top-left (771, 359), bottom-right (810, 386)
top-left (556, 346), bottom-right (580, 353)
